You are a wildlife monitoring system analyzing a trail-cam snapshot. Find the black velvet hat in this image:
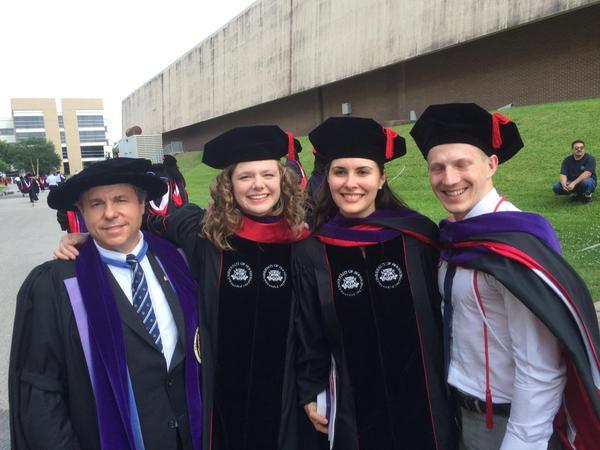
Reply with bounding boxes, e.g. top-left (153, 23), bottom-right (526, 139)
top-left (308, 117), bottom-right (406, 164)
top-left (410, 103), bottom-right (523, 164)
top-left (48, 157), bottom-right (167, 211)
top-left (202, 125), bottom-right (302, 169)
top-left (149, 163), bottom-right (167, 178)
